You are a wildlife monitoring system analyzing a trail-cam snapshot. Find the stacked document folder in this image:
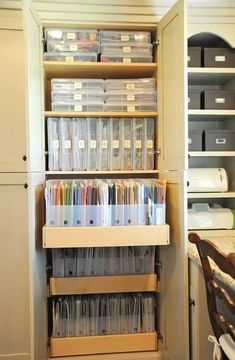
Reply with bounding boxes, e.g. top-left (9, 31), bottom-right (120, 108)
top-left (47, 117), bottom-right (155, 171)
top-left (45, 179), bottom-right (166, 227)
top-left (52, 293), bottom-right (156, 337)
top-left (51, 246), bottom-right (155, 277)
